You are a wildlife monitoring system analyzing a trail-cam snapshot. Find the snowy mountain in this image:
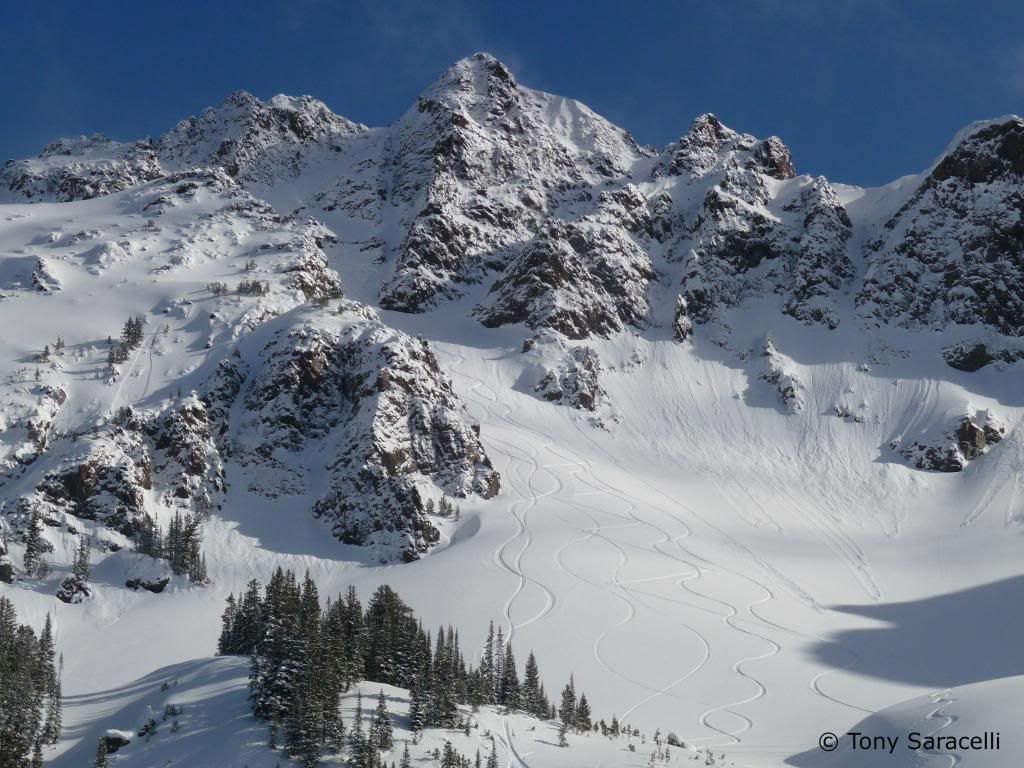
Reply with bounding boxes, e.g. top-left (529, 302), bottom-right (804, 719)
top-left (1, 53), bottom-right (1023, 768)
